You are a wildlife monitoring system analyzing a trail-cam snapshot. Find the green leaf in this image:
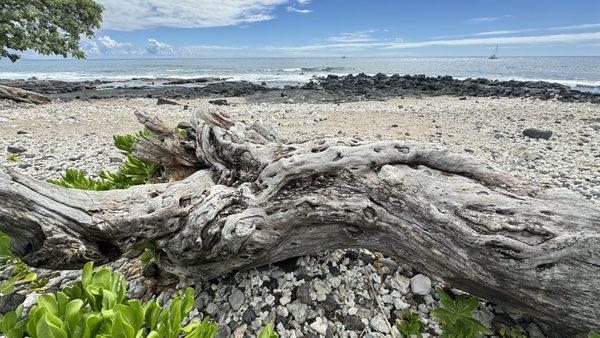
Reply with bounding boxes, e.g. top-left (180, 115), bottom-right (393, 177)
top-left (589, 331), bottom-right (600, 338)
top-left (101, 290), bottom-right (116, 310)
top-left (436, 288), bottom-right (455, 309)
top-left (258, 323), bottom-right (278, 338)
top-left (64, 299), bottom-right (84, 333)
top-left (35, 314), bottom-right (67, 338)
top-left (111, 312), bottom-right (136, 338)
top-left (0, 277), bottom-right (18, 295)
top-left (457, 295), bottom-right (479, 315)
